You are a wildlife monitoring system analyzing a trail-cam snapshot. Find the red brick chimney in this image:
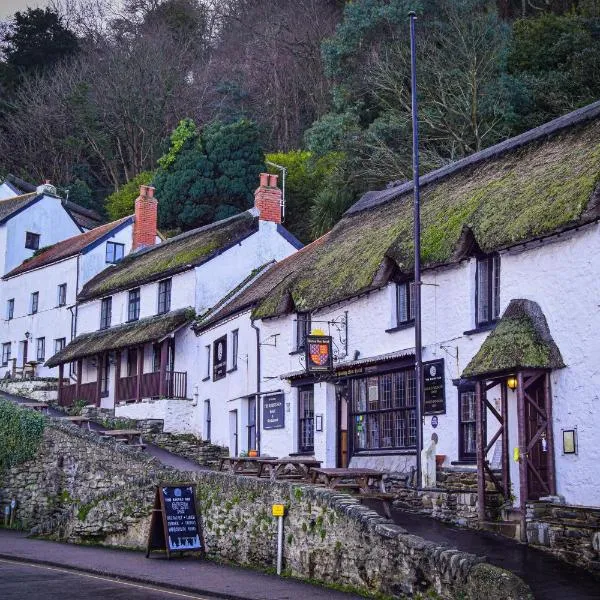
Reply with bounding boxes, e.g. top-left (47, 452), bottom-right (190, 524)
top-left (254, 173), bottom-right (282, 224)
top-left (133, 184), bottom-right (158, 250)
